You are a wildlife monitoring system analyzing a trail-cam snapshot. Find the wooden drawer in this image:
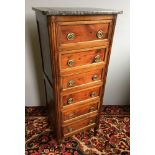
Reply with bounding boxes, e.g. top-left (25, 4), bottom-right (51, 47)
top-left (63, 114), bottom-right (97, 136)
top-left (60, 47), bottom-right (108, 71)
top-left (61, 69), bottom-right (103, 90)
top-left (62, 86), bottom-right (101, 106)
top-left (62, 100), bottom-right (99, 121)
top-left (57, 20), bottom-right (112, 45)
